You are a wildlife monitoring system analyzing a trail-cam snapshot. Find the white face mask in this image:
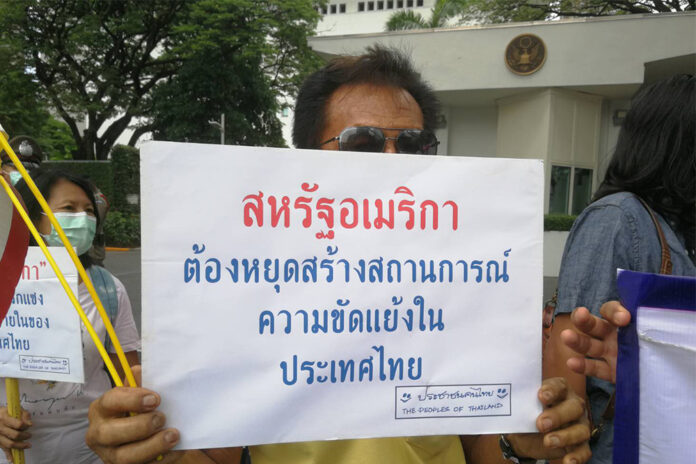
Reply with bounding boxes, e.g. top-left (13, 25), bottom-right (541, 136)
top-left (9, 171), bottom-right (22, 185)
top-left (41, 212), bottom-right (97, 256)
